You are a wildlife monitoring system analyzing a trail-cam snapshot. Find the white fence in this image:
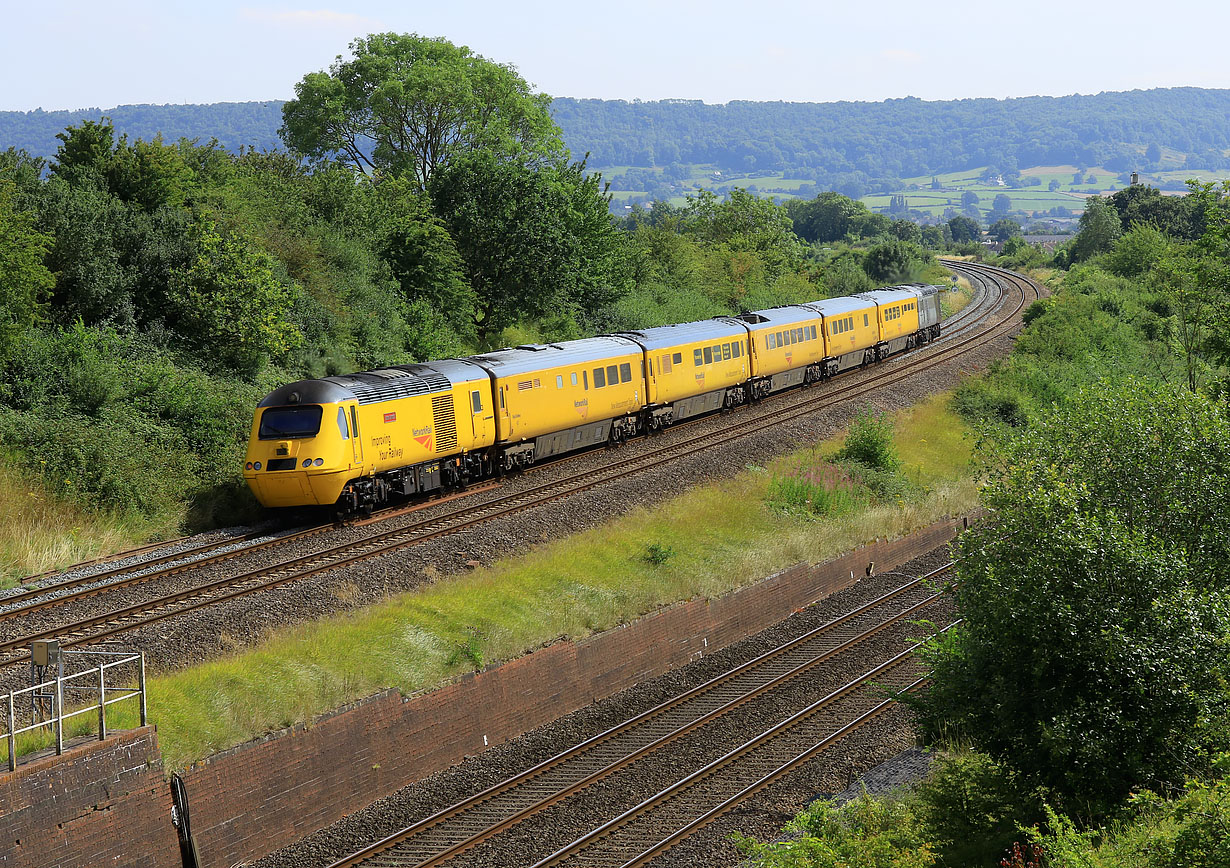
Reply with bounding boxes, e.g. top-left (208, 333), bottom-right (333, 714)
top-left (3, 649), bottom-right (146, 771)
